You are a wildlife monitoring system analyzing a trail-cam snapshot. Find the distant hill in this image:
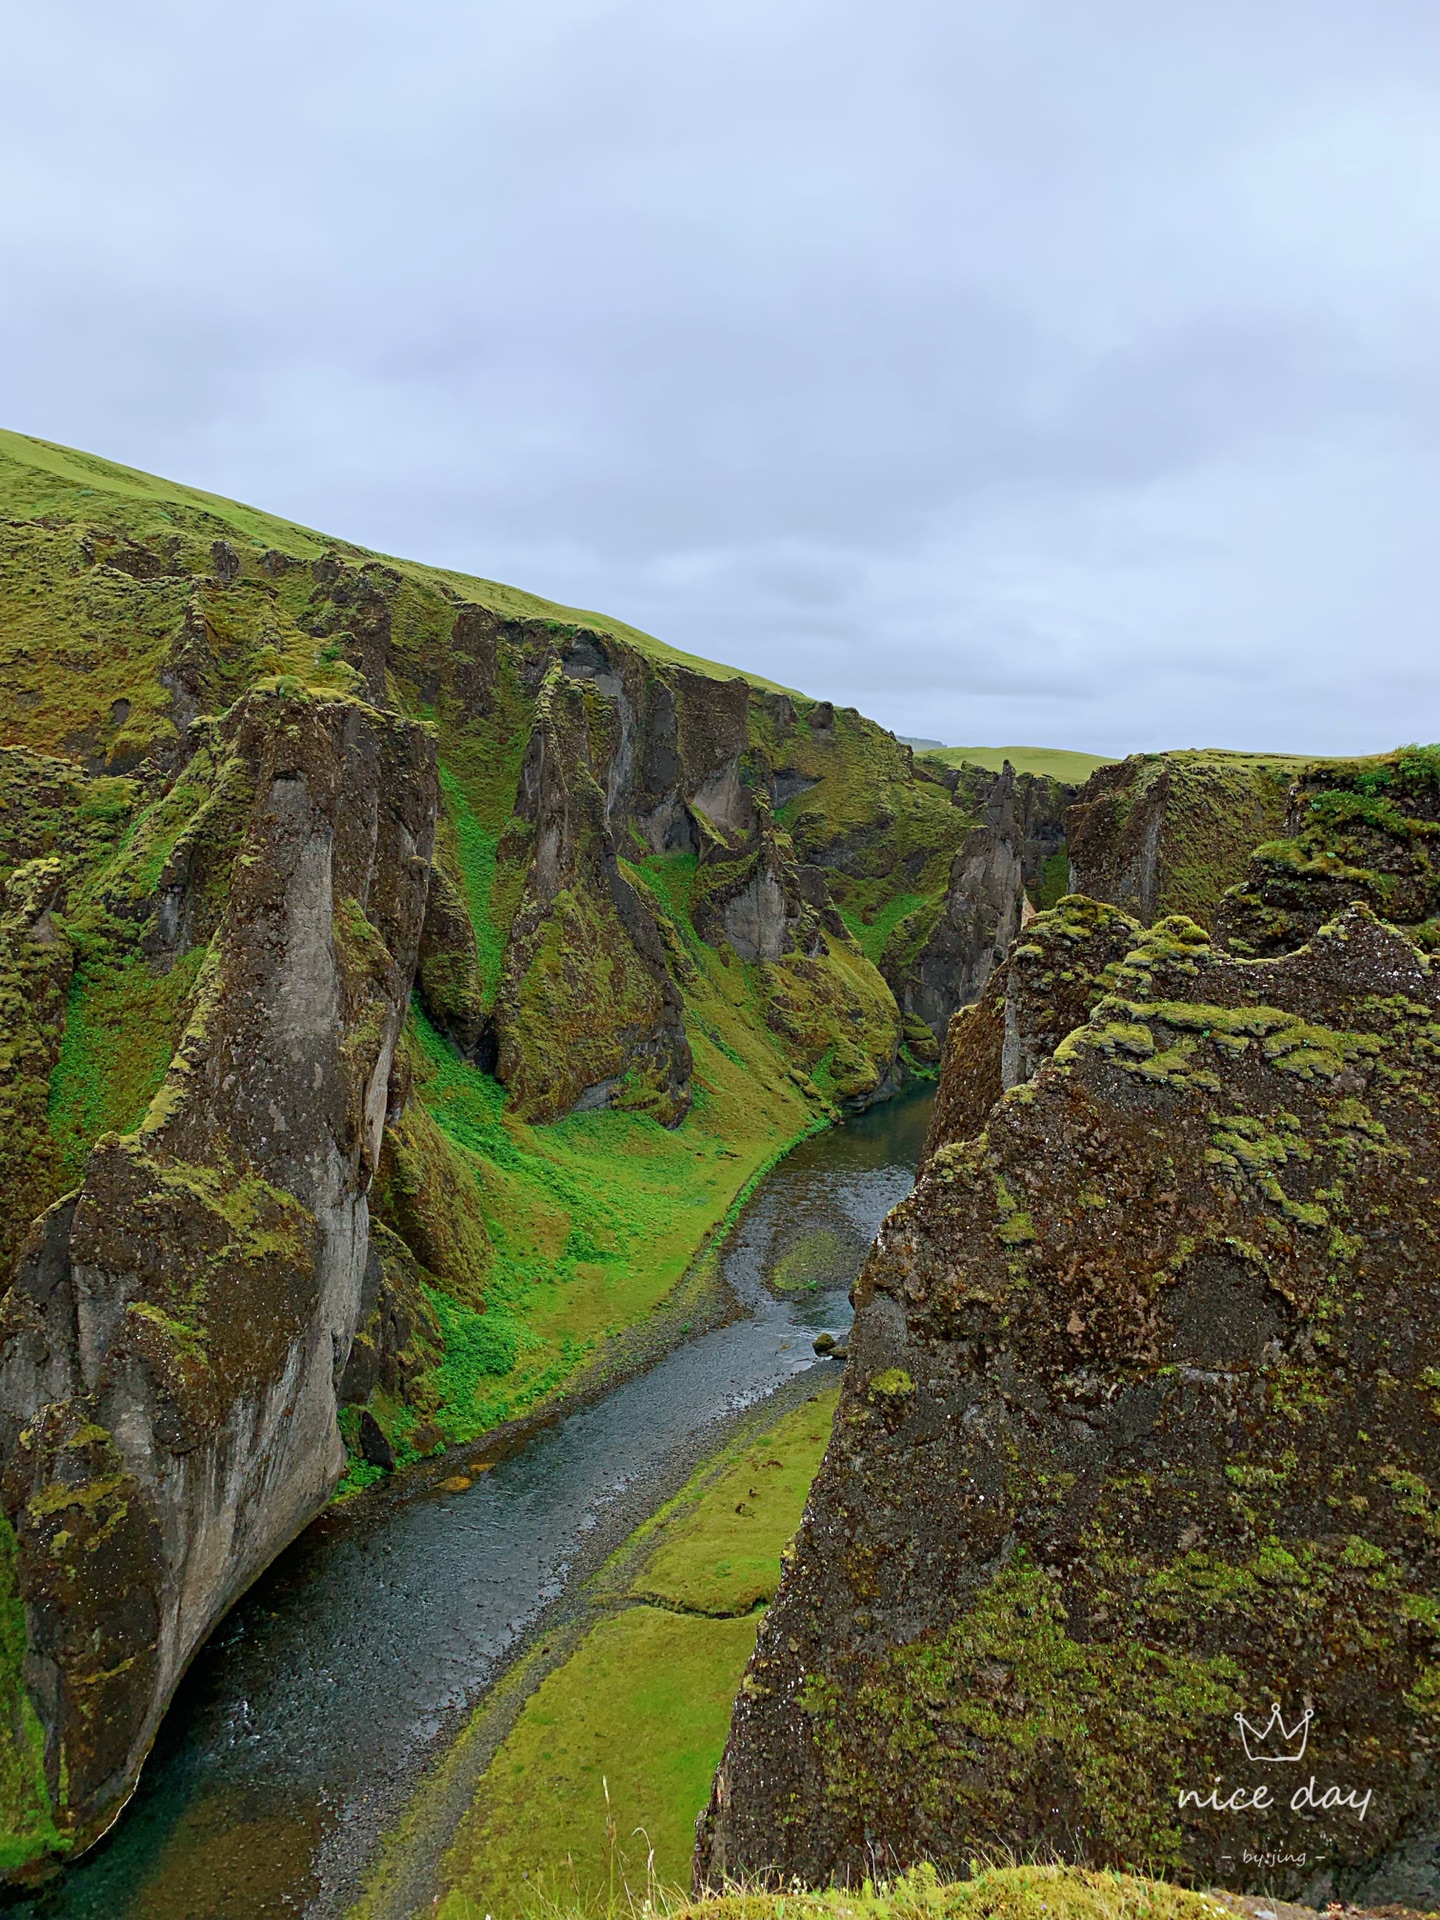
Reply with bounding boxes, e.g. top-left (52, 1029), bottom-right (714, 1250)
top-left (922, 744), bottom-right (1118, 782)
